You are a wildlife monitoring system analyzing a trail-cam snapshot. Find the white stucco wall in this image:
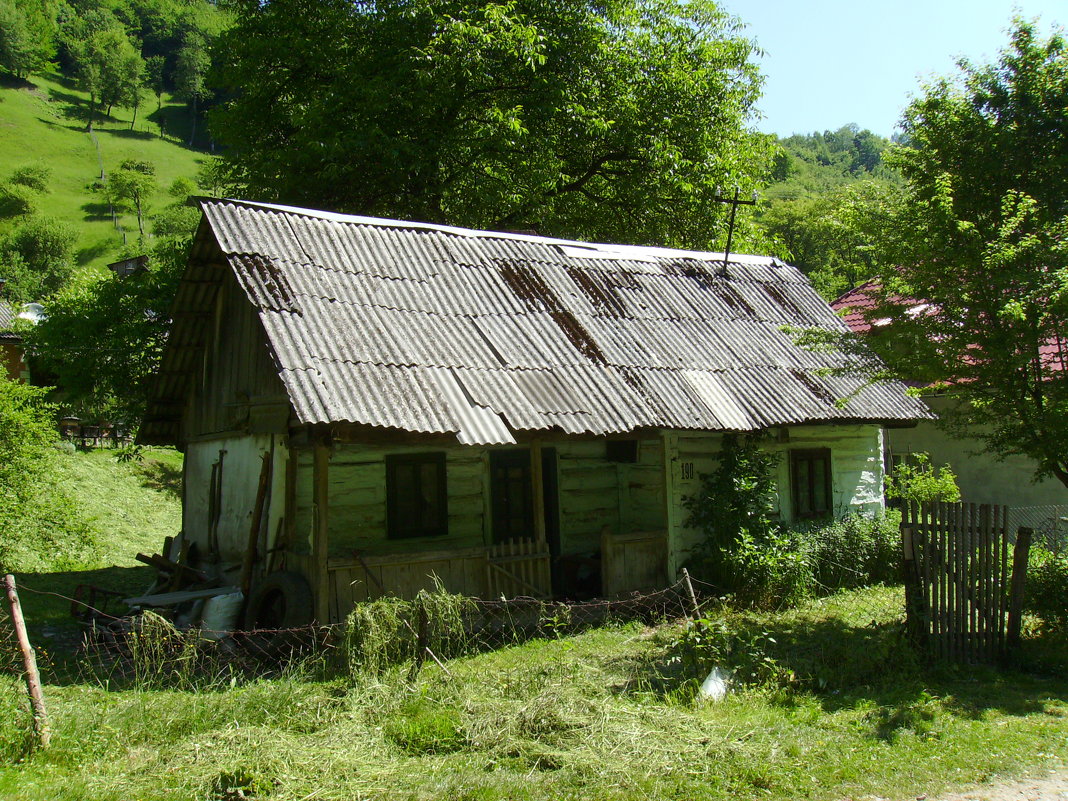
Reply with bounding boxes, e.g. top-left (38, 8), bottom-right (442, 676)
top-left (183, 434), bottom-right (289, 570)
top-left (885, 395), bottom-right (1067, 509)
top-left (667, 424), bottom-right (886, 575)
